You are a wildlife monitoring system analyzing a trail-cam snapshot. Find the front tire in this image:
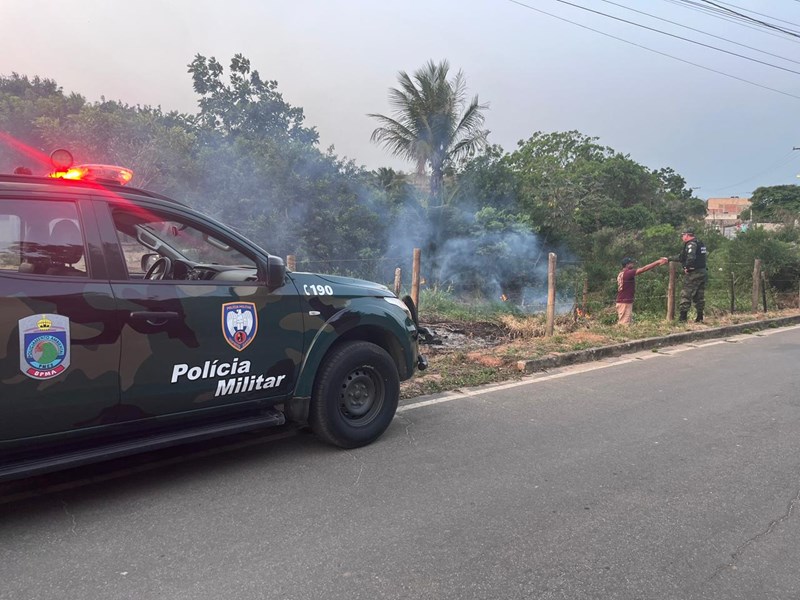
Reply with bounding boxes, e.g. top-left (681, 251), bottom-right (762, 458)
top-left (310, 341), bottom-right (400, 448)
